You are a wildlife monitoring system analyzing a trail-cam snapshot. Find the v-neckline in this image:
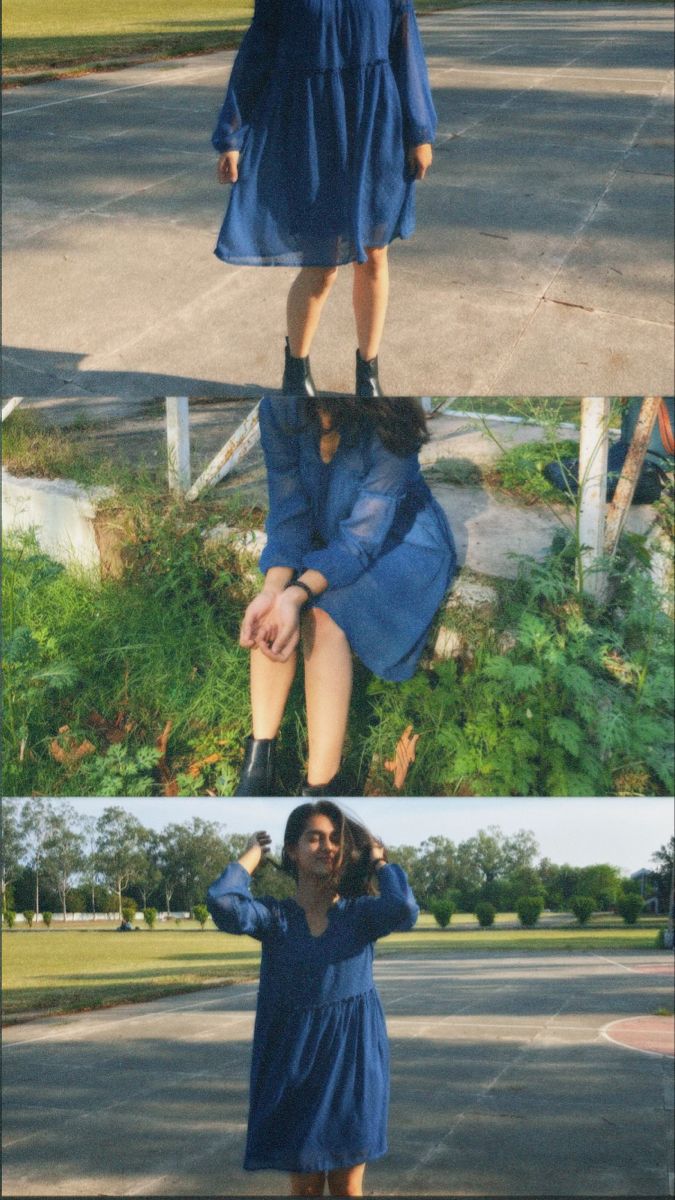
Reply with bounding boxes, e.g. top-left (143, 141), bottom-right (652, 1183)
top-left (292, 898), bottom-right (340, 940)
